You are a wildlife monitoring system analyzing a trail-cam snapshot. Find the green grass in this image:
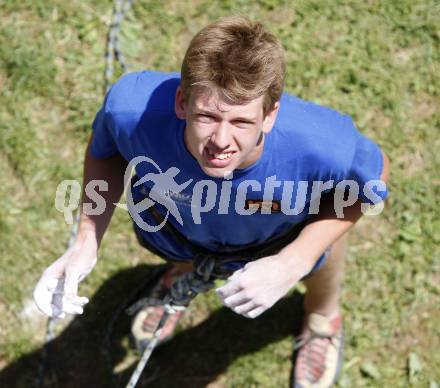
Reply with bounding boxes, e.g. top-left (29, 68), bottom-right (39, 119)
top-left (0, 0), bottom-right (439, 386)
